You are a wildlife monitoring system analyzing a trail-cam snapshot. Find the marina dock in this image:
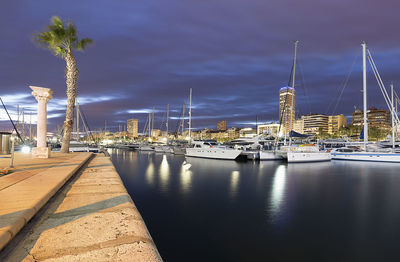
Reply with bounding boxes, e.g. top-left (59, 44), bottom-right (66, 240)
top-left (0, 152), bottom-right (161, 261)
